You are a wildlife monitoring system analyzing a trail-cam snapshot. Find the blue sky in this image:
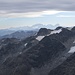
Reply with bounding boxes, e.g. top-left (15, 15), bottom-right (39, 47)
top-left (0, 0), bottom-right (75, 29)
